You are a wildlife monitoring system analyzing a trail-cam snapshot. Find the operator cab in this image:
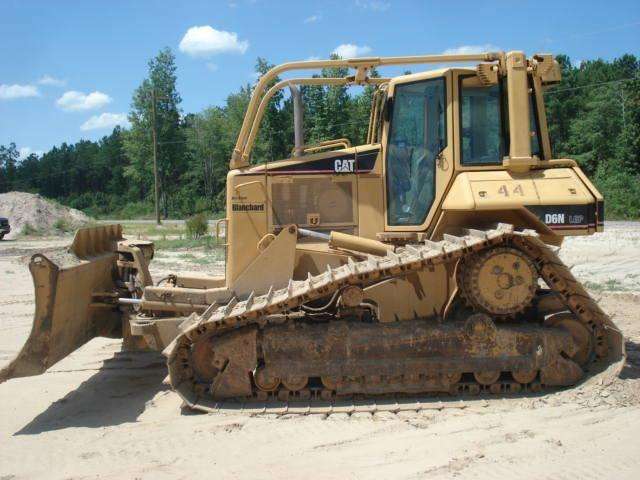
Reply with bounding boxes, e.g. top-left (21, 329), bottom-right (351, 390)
top-left (380, 62), bottom-right (596, 240)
